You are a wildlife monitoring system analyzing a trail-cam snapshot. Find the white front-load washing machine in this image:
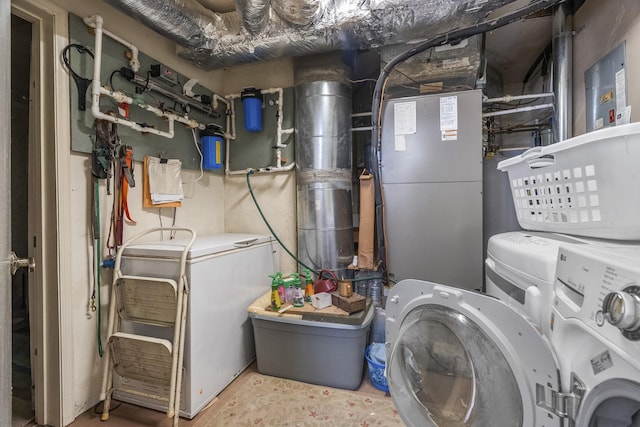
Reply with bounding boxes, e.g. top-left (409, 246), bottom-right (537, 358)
top-left (386, 243), bottom-right (640, 426)
top-left (550, 243), bottom-right (640, 426)
top-left (386, 279), bottom-right (563, 426)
